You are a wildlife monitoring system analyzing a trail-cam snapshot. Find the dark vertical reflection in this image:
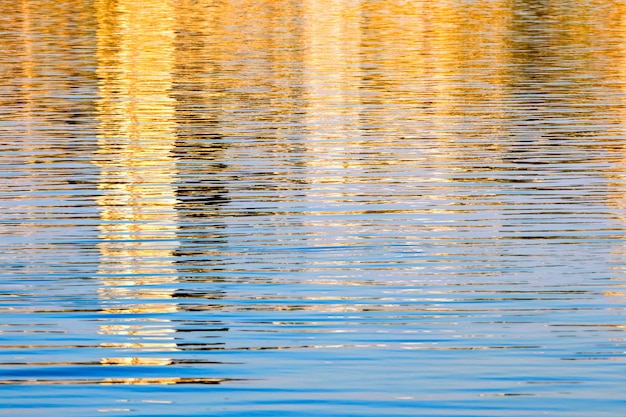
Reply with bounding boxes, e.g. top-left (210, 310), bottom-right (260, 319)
top-left (171, 0), bottom-right (230, 281)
